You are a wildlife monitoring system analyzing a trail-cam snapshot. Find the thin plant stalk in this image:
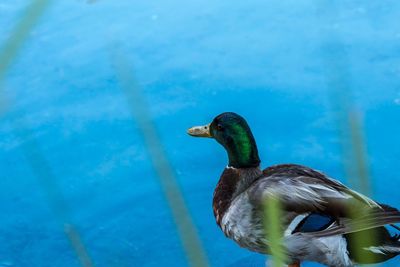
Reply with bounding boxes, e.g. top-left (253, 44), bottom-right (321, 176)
top-left (264, 195), bottom-right (286, 267)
